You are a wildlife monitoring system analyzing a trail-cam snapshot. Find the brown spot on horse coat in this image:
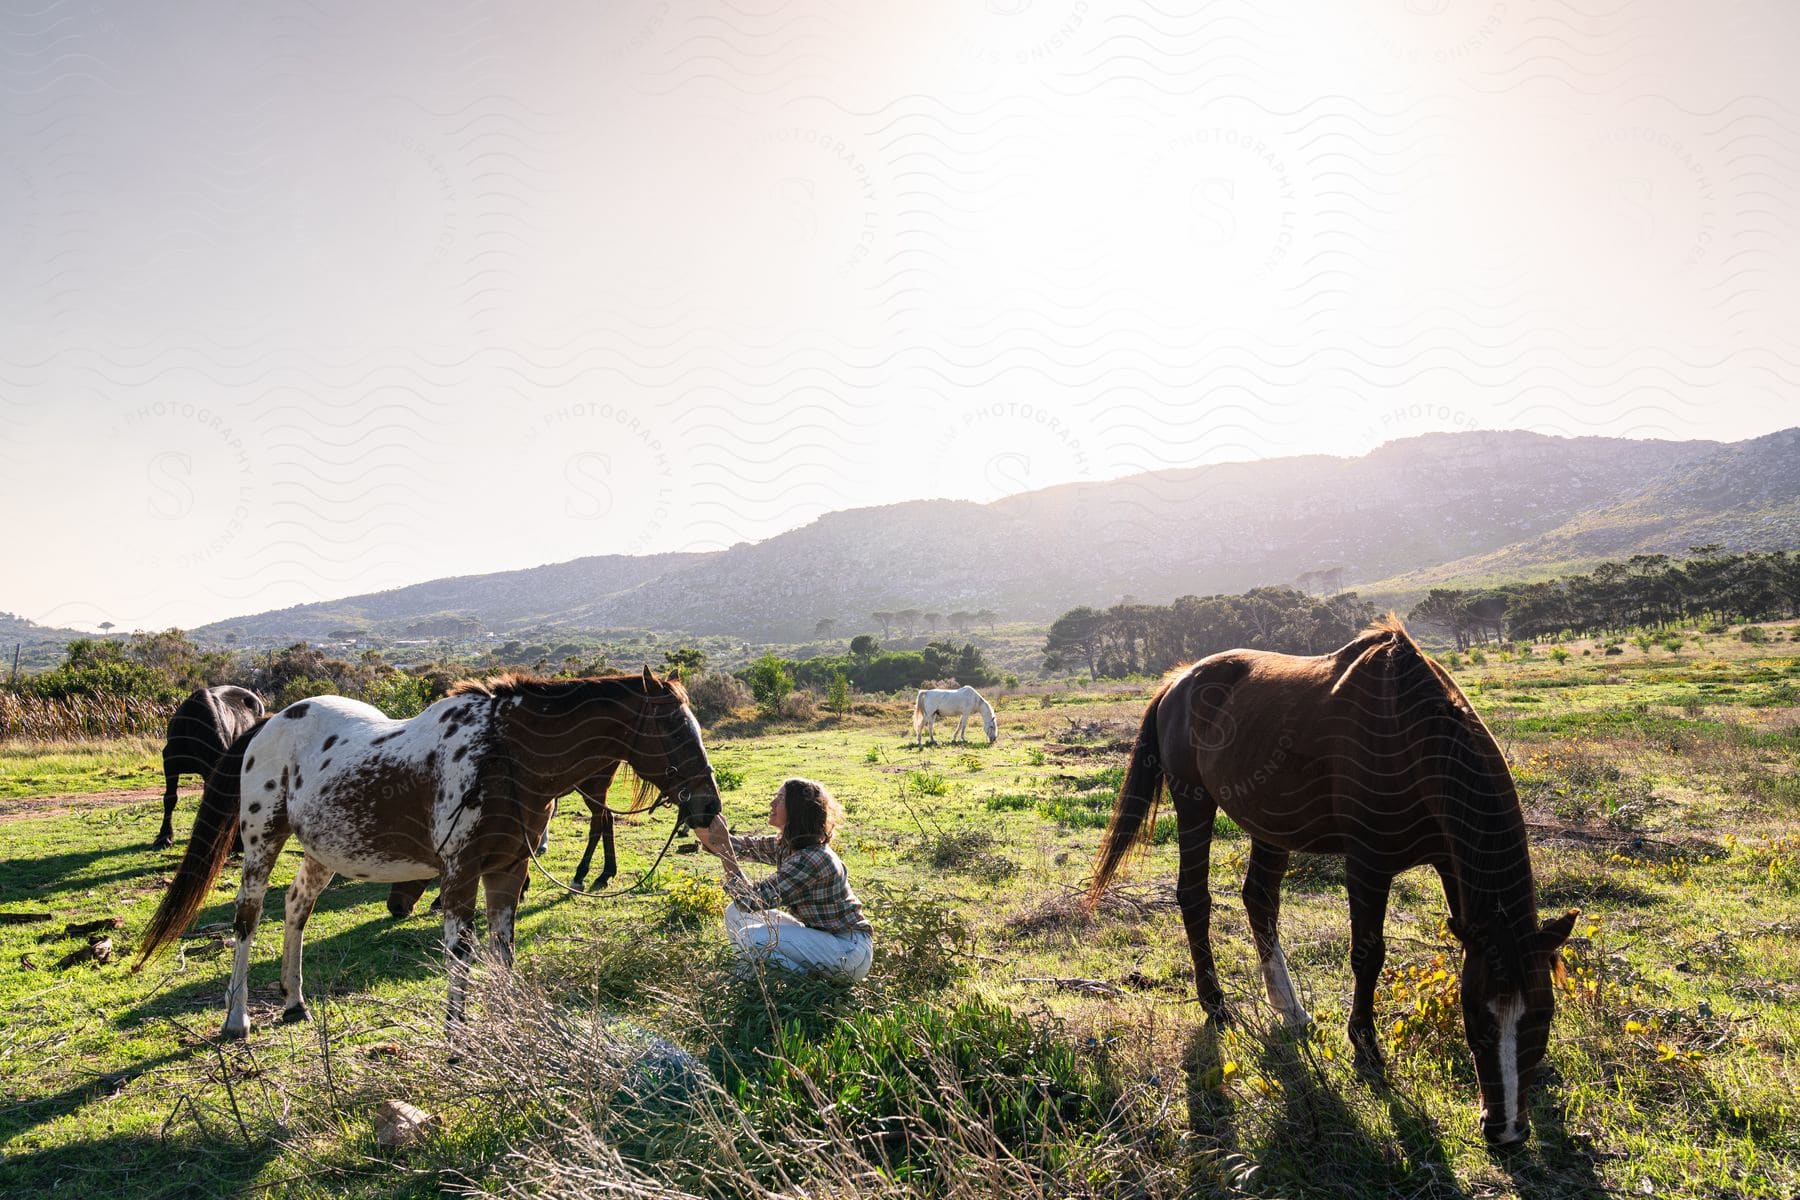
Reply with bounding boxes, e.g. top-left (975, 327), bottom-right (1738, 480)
top-left (322, 735), bottom-right (337, 751)
top-left (285, 704), bottom-right (310, 719)
top-left (248, 802), bottom-right (261, 814)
